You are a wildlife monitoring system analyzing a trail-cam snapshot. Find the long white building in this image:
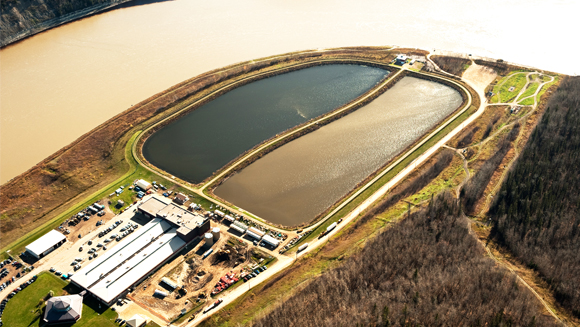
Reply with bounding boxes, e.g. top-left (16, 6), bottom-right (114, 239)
top-left (70, 218), bottom-right (186, 305)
